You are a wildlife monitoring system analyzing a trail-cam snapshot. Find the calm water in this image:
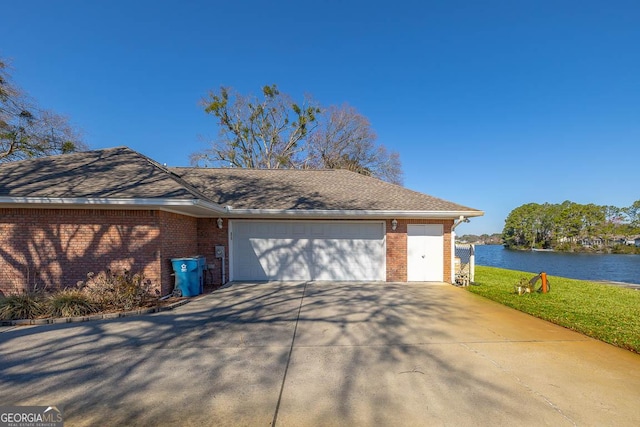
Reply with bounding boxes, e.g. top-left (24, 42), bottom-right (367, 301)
top-left (475, 245), bottom-right (640, 285)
